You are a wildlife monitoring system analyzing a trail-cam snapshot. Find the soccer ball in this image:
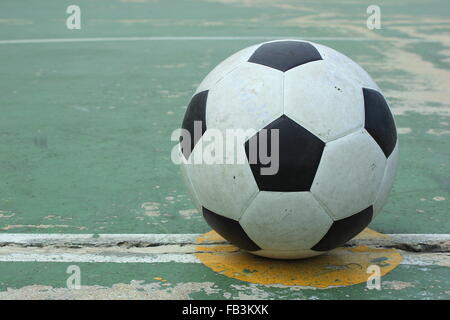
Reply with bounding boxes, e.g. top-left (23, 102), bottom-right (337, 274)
top-left (178, 40), bottom-right (398, 259)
